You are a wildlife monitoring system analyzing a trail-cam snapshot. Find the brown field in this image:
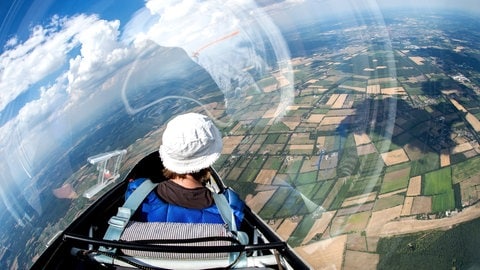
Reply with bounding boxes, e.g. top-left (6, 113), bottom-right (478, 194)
top-left (378, 188), bottom-right (407, 199)
top-left (406, 175), bottom-right (422, 196)
top-left (302, 211), bottom-right (336, 245)
top-left (464, 149), bottom-right (478, 158)
top-left (353, 132), bottom-right (372, 146)
top-left (327, 109), bottom-right (356, 116)
top-left (290, 144), bottom-right (314, 151)
top-left (254, 169), bottom-right (277, 185)
top-left (245, 189), bottom-right (277, 213)
top-left (300, 156), bottom-right (320, 173)
top-left (286, 105), bottom-right (301, 111)
top-left (337, 202), bottom-right (374, 217)
top-left (381, 149), bottom-right (410, 166)
top-left (319, 154), bottom-right (339, 170)
top-left (290, 133), bottom-right (314, 144)
top-left (440, 149), bottom-right (450, 167)
top-left (222, 135), bottom-right (244, 154)
top-left (381, 87), bottom-right (406, 95)
top-left (450, 98), bottom-right (467, 112)
top-left (236, 142), bottom-right (252, 154)
top-left (368, 78), bottom-right (397, 84)
top-left (249, 143), bottom-right (262, 154)
top-left (262, 108), bottom-right (279, 118)
top-left (339, 85), bottom-right (365, 92)
top-left (332, 94), bottom-right (348, 109)
top-left (409, 56), bottom-right (425, 65)
top-left (410, 196), bottom-right (432, 215)
top-left (451, 142), bottom-right (474, 154)
top-left (379, 204), bottom-right (480, 237)
top-left (330, 211), bottom-right (371, 236)
top-left (401, 197), bottom-right (414, 216)
top-left (307, 85), bottom-right (329, 93)
top-left (295, 235), bottom-right (348, 270)
top-left (357, 143), bottom-right (377, 156)
top-left (365, 205), bottom-right (403, 236)
top-left (459, 176), bottom-right (480, 205)
top-left (317, 136), bottom-right (326, 147)
top-left (277, 217), bottom-right (302, 240)
top-left (342, 192), bottom-right (377, 208)
top-left (366, 84), bottom-right (381, 94)
top-left (344, 250), bottom-right (379, 270)
top-left (273, 73), bottom-right (291, 88)
top-left (262, 84), bottom-right (277, 93)
top-left (384, 167), bottom-right (410, 182)
top-left (321, 116), bottom-right (348, 126)
top-left (346, 233), bottom-right (367, 251)
top-left (441, 89), bottom-right (462, 95)
top-left (326, 94), bottom-right (339, 106)
top-left (307, 114), bottom-right (325, 123)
